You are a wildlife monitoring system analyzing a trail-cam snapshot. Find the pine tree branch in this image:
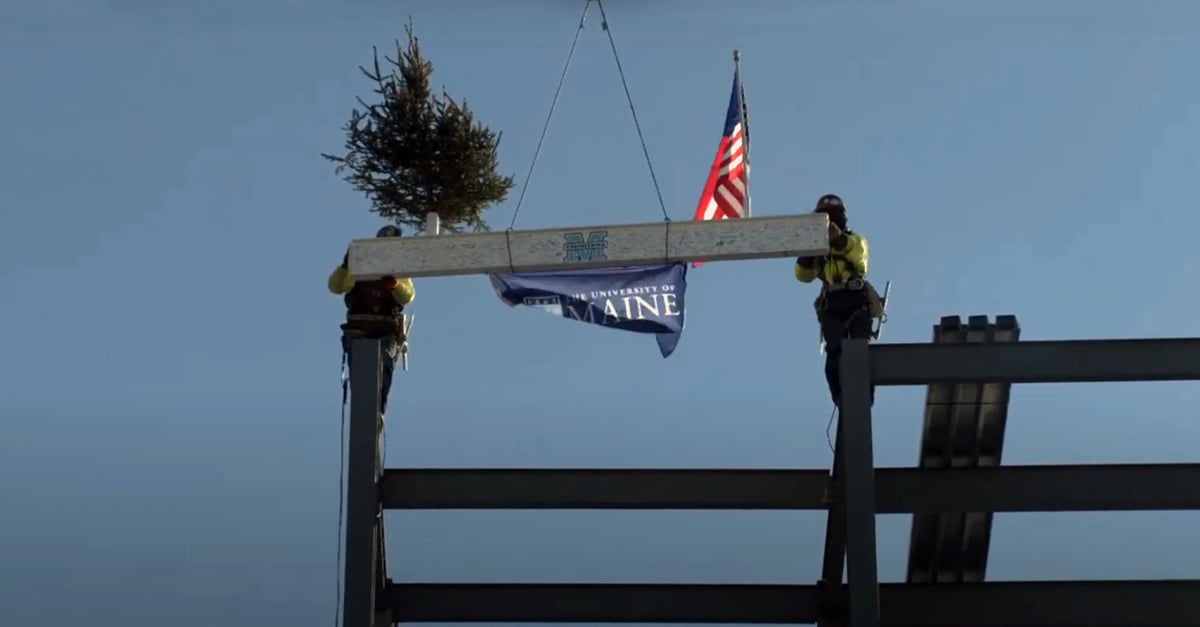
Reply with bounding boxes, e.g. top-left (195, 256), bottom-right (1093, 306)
top-left (323, 16), bottom-right (513, 233)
